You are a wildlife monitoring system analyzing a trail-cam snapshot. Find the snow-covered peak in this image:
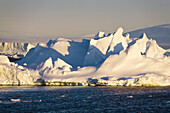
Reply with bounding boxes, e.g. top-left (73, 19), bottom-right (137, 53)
top-left (124, 33), bottom-right (132, 43)
top-left (113, 27), bottom-right (125, 41)
top-left (114, 27), bottom-right (123, 36)
top-left (145, 40), bottom-right (166, 59)
top-left (125, 33), bottom-right (130, 38)
top-left (84, 27), bottom-right (129, 66)
top-left (134, 33), bottom-right (149, 53)
top-left (95, 31), bottom-right (105, 38)
top-left (139, 33), bottom-right (148, 40)
top-left (107, 27), bottom-right (128, 55)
